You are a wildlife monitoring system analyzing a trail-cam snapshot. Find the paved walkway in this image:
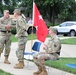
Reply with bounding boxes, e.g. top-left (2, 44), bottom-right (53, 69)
top-left (0, 37), bottom-right (76, 75)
